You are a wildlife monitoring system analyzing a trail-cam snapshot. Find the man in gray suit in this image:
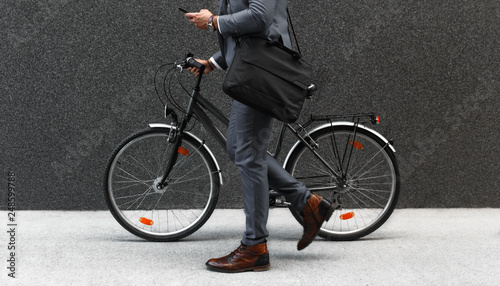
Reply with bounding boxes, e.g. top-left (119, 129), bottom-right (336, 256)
top-left (185, 0), bottom-right (334, 273)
